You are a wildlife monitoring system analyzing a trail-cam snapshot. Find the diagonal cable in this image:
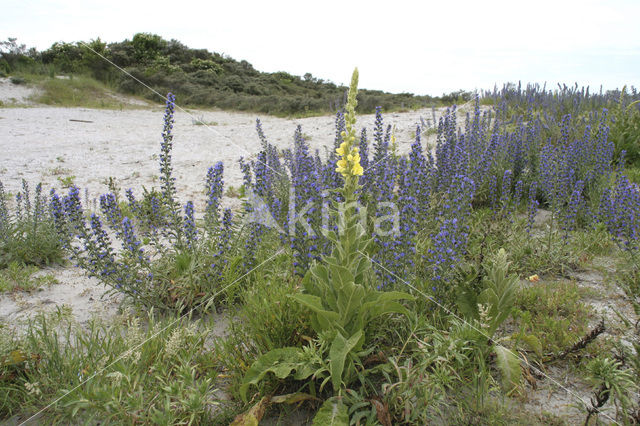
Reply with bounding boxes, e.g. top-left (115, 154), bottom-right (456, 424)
top-left (18, 248), bottom-right (285, 425)
top-left (358, 250), bottom-right (620, 425)
top-left (77, 41), bottom-right (286, 179)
